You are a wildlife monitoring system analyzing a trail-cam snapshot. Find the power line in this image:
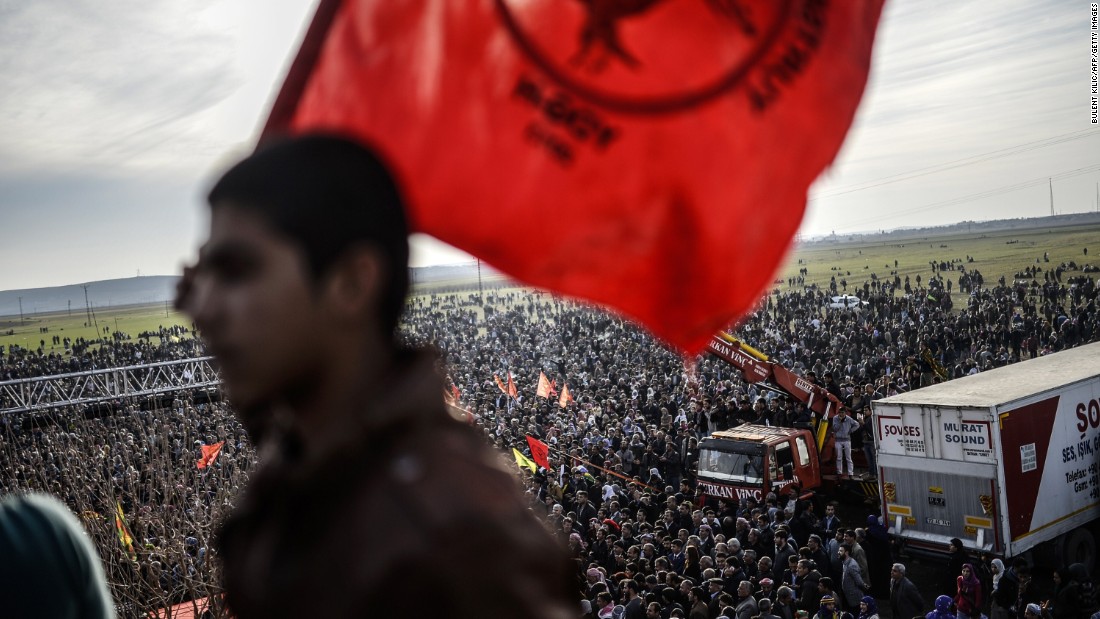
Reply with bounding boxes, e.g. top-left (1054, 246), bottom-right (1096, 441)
top-left (831, 163), bottom-right (1100, 231)
top-left (811, 128), bottom-right (1100, 200)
